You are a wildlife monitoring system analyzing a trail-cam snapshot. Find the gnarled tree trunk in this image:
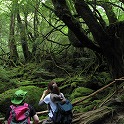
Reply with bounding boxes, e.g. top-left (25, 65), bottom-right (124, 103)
top-left (8, 10), bottom-right (18, 64)
top-left (51, 0), bottom-right (124, 79)
top-left (17, 12), bottom-right (31, 62)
